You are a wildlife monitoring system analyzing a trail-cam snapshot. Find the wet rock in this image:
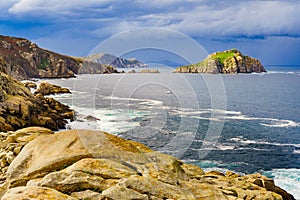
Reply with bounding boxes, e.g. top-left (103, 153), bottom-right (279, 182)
top-left (34, 82), bottom-right (71, 96)
top-left (0, 72), bottom-right (74, 131)
top-left (22, 81), bottom-right (37, 89)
